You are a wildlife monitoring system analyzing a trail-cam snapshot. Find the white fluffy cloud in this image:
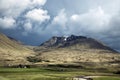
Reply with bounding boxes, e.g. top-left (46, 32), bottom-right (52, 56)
top-left (0, 0), bottom-right (30, 18)
top-left (70, 6), bottom-right (111, 33)
top-left (52, 9), bottom-right (67, 27)
top-left (45, 9), bottom-right (68, 36)
top-left (23, 22), bottom-right (32, 31)
top-left (0, 0), bottom-right (48, 30)
top-left (0, 0), bottom-right (47, 17)
top-left (25, 8), bottom-right (50, 22)
top-left (46, 7), bottom-right (111, 36)
top-left (0, 17), bottom-right (16, 29)
top-left (31, 0), bottom-right (46, 6)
